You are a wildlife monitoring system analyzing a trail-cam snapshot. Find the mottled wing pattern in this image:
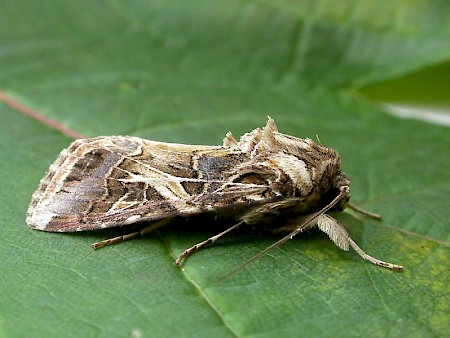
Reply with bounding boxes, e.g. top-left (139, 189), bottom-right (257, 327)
top-left (26, 136), bottom-right (277, 232)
